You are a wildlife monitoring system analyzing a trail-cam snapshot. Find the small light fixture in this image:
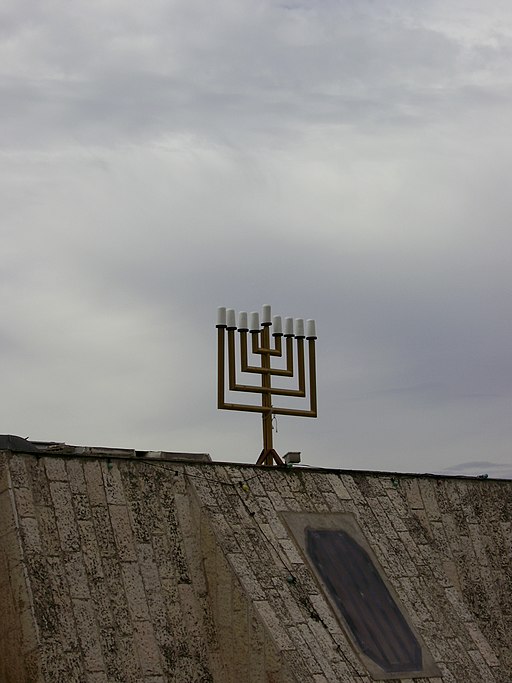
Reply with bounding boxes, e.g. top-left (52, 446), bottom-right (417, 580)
top-left (284, 451), bottom-right (301, 465)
